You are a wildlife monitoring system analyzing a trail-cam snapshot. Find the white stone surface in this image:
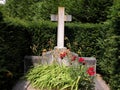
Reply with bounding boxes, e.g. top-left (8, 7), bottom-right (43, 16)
top-left (57, 7), bottom-right (65, 48)
top-left (51, 7), bottom-right (72, 48)
top-left (0, 0), bottom-right (6, 4)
